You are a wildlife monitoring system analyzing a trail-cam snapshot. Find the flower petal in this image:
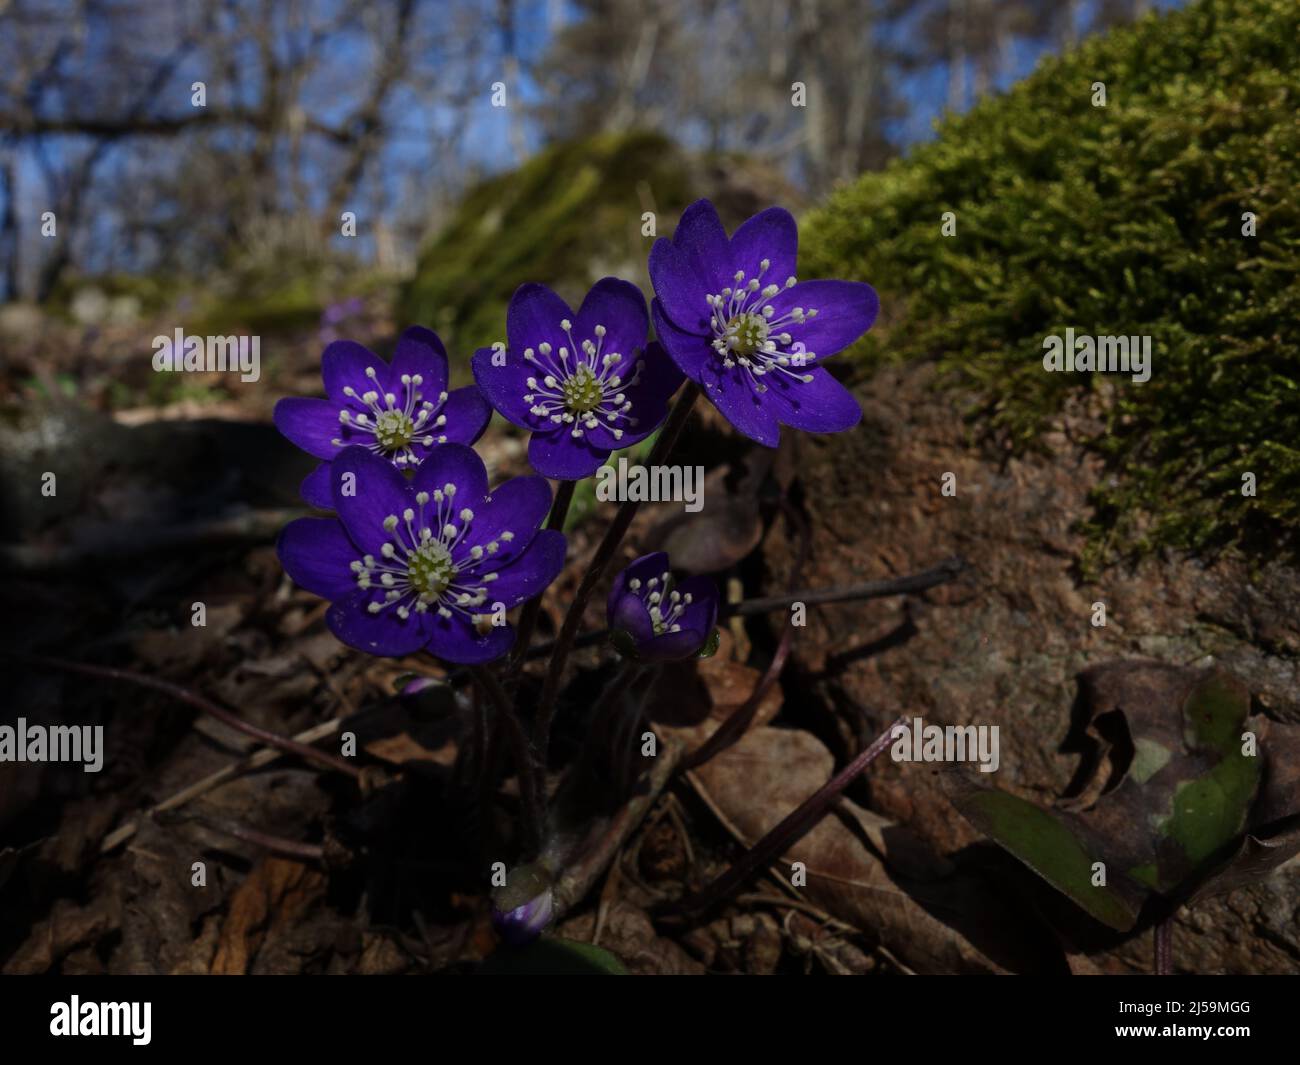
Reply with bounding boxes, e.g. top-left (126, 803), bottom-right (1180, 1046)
top-left (327, 590), bottom-right (431, 657)
top-left (767, 366), bottom-right (863, 435)
top-left (424, 615), bottom-right (515, 665)
top-left (322, 340), bottom-right (388, 403)
top-left (409, 441), bottom-right (490, 504)
top-left (528, 428), bottom-right (609, 480)
top-left (274, 397), bottom-right (342, 460)
top-left (728, 207), bottom-right (798, 290)
top-left (471, 475), bottom-right (553, 564)
top-left (606, 552), bottom-right (670, 620)
top-left (610, 592), bottom-right (656, 644)
top-left (625, 339), bottom-right (686, 425)
top-left (675, 574), bottom-right (720, 632)
top-left (583, 343), bottom-right (681, 452)
top-left (574, 277), bottom-right (648, 361)
top-left (471, 344), bottom-right (534, 427)
top-left (772, 280), bottom-right (880, 360)
top-left (386, 325), bottom-right (449, 399)
top-left (438, 384), bottom-right (493, 445)
top-left (651, 300), bottom-right (713, 380)
top-left (478, 528), bottom-right (567, 608)
top-left (506, 283), bottom-right (574, 356)
top-left (642, 627), bottom-right (711, 661)
top-left (648, 238), bottom-right (713, 336)
top-left (277, 517), bottom-right (358, 600)
top-left (332, 445), bottom-right (412, 555)
top-left (669, 198), bottom-right (729, 295)
top-left (300, 462), bottom-right (334, 509)
top-left (699, 360), bottom-right (780, 447)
